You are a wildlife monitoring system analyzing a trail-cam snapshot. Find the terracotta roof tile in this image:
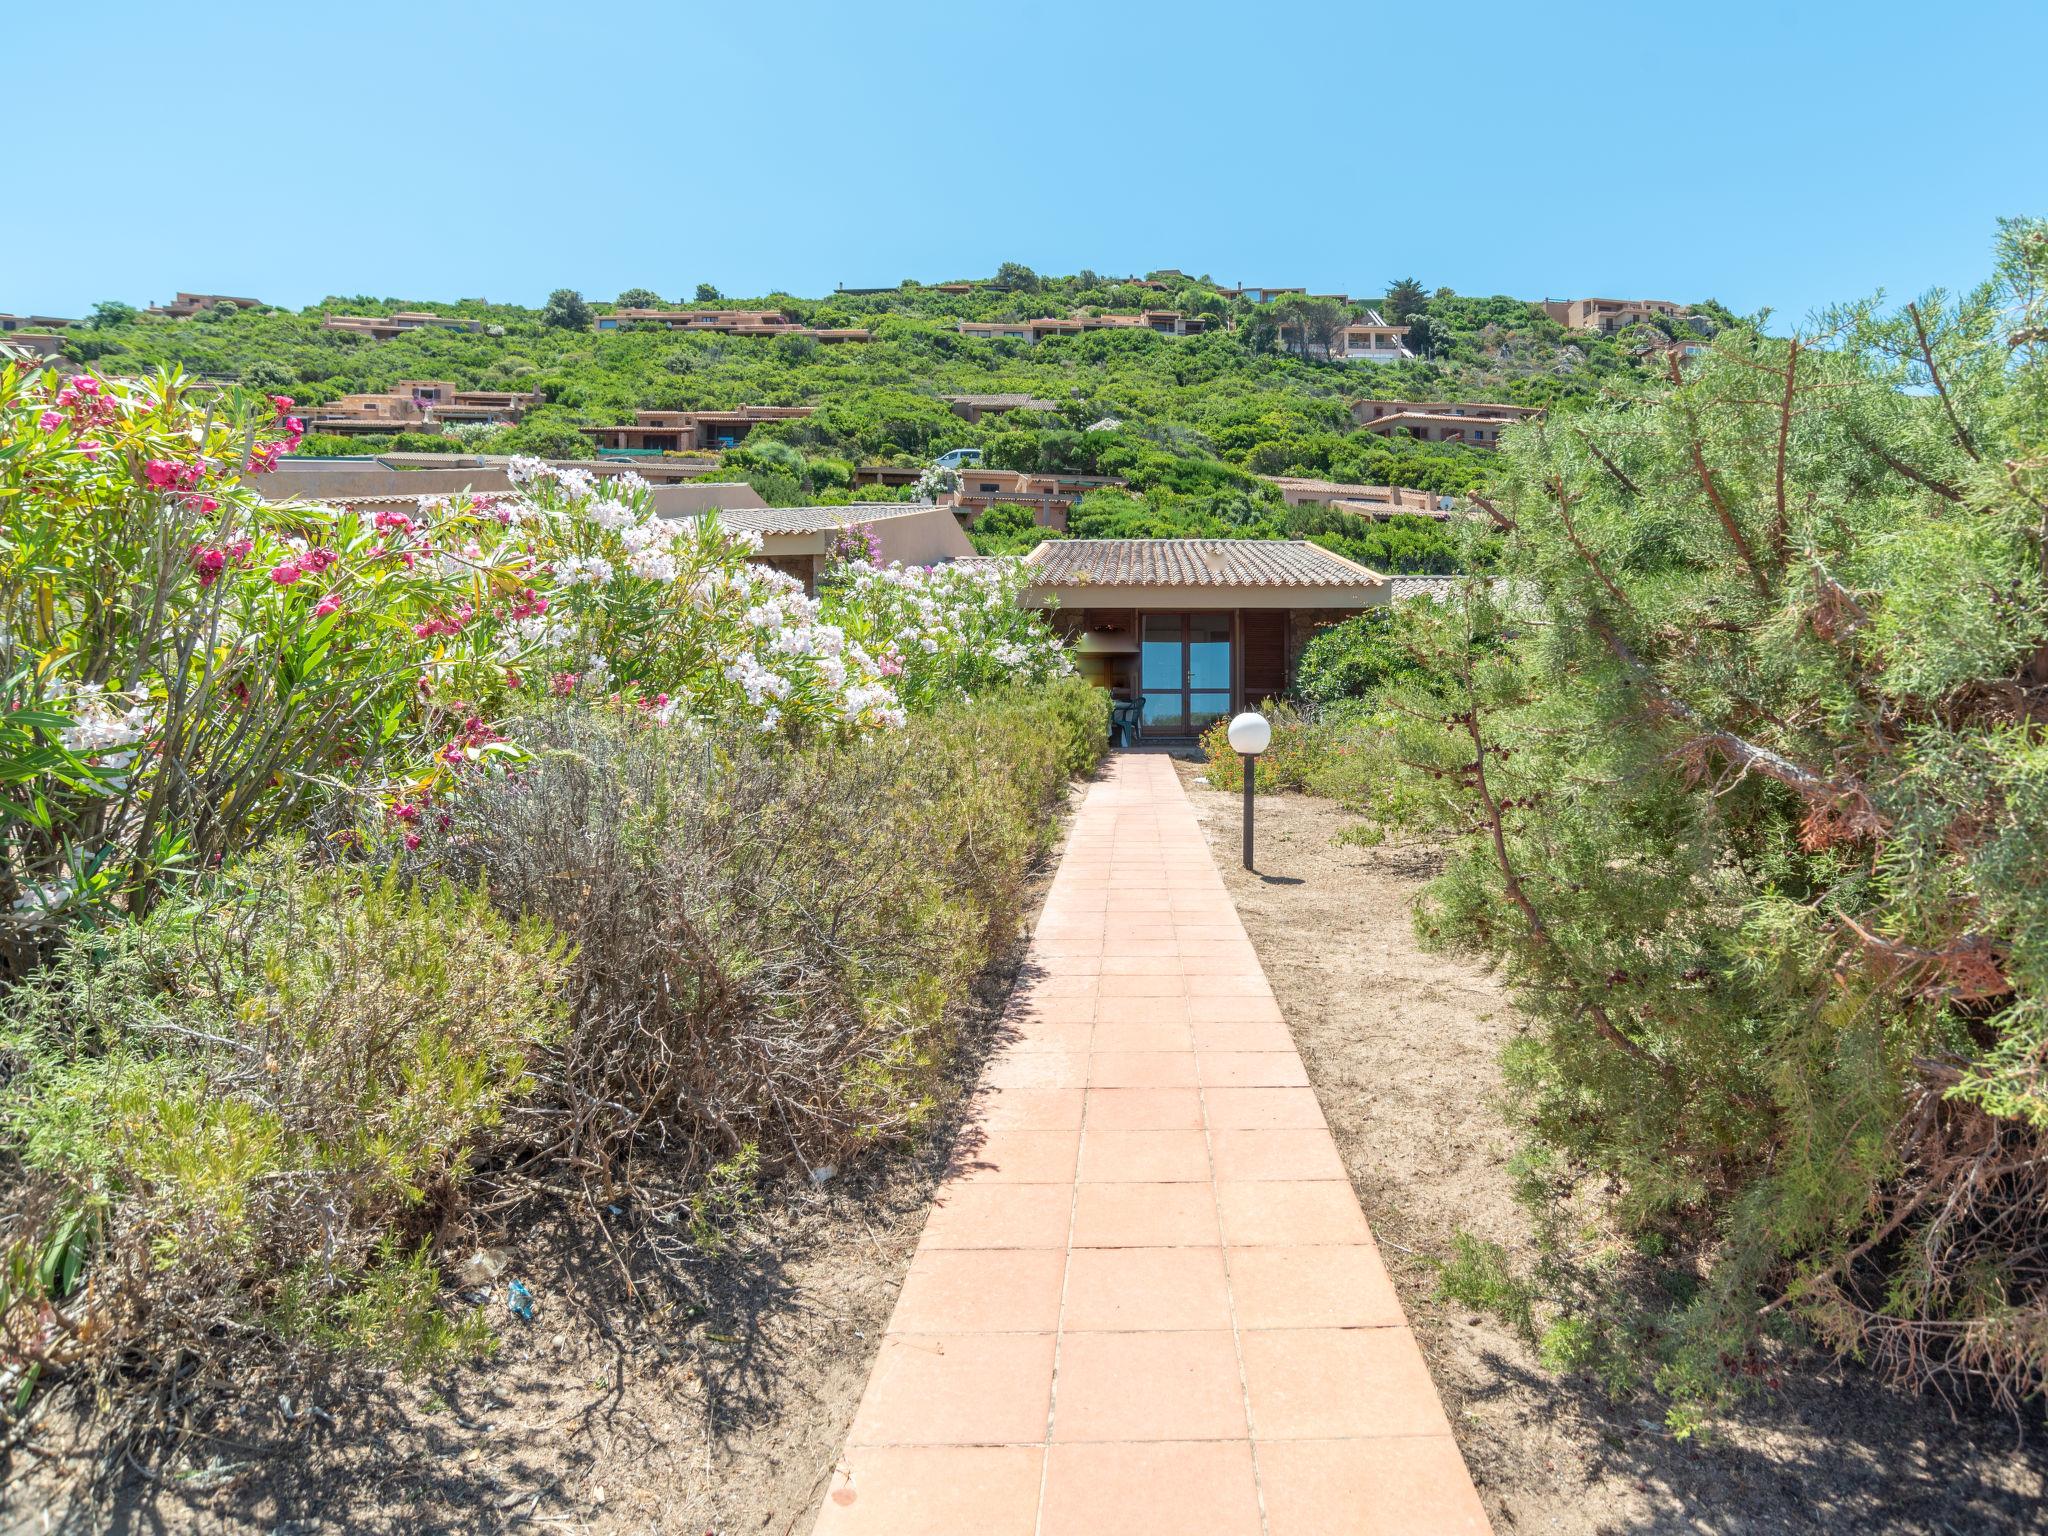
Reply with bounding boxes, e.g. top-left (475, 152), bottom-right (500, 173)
top-left (1023, 539), bottom-right (1383, 589)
